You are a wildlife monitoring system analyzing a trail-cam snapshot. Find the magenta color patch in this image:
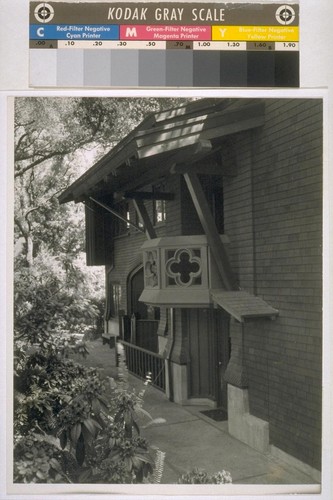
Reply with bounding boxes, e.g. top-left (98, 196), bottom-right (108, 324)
top-left (120, 25), bottom-right (211, 40)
